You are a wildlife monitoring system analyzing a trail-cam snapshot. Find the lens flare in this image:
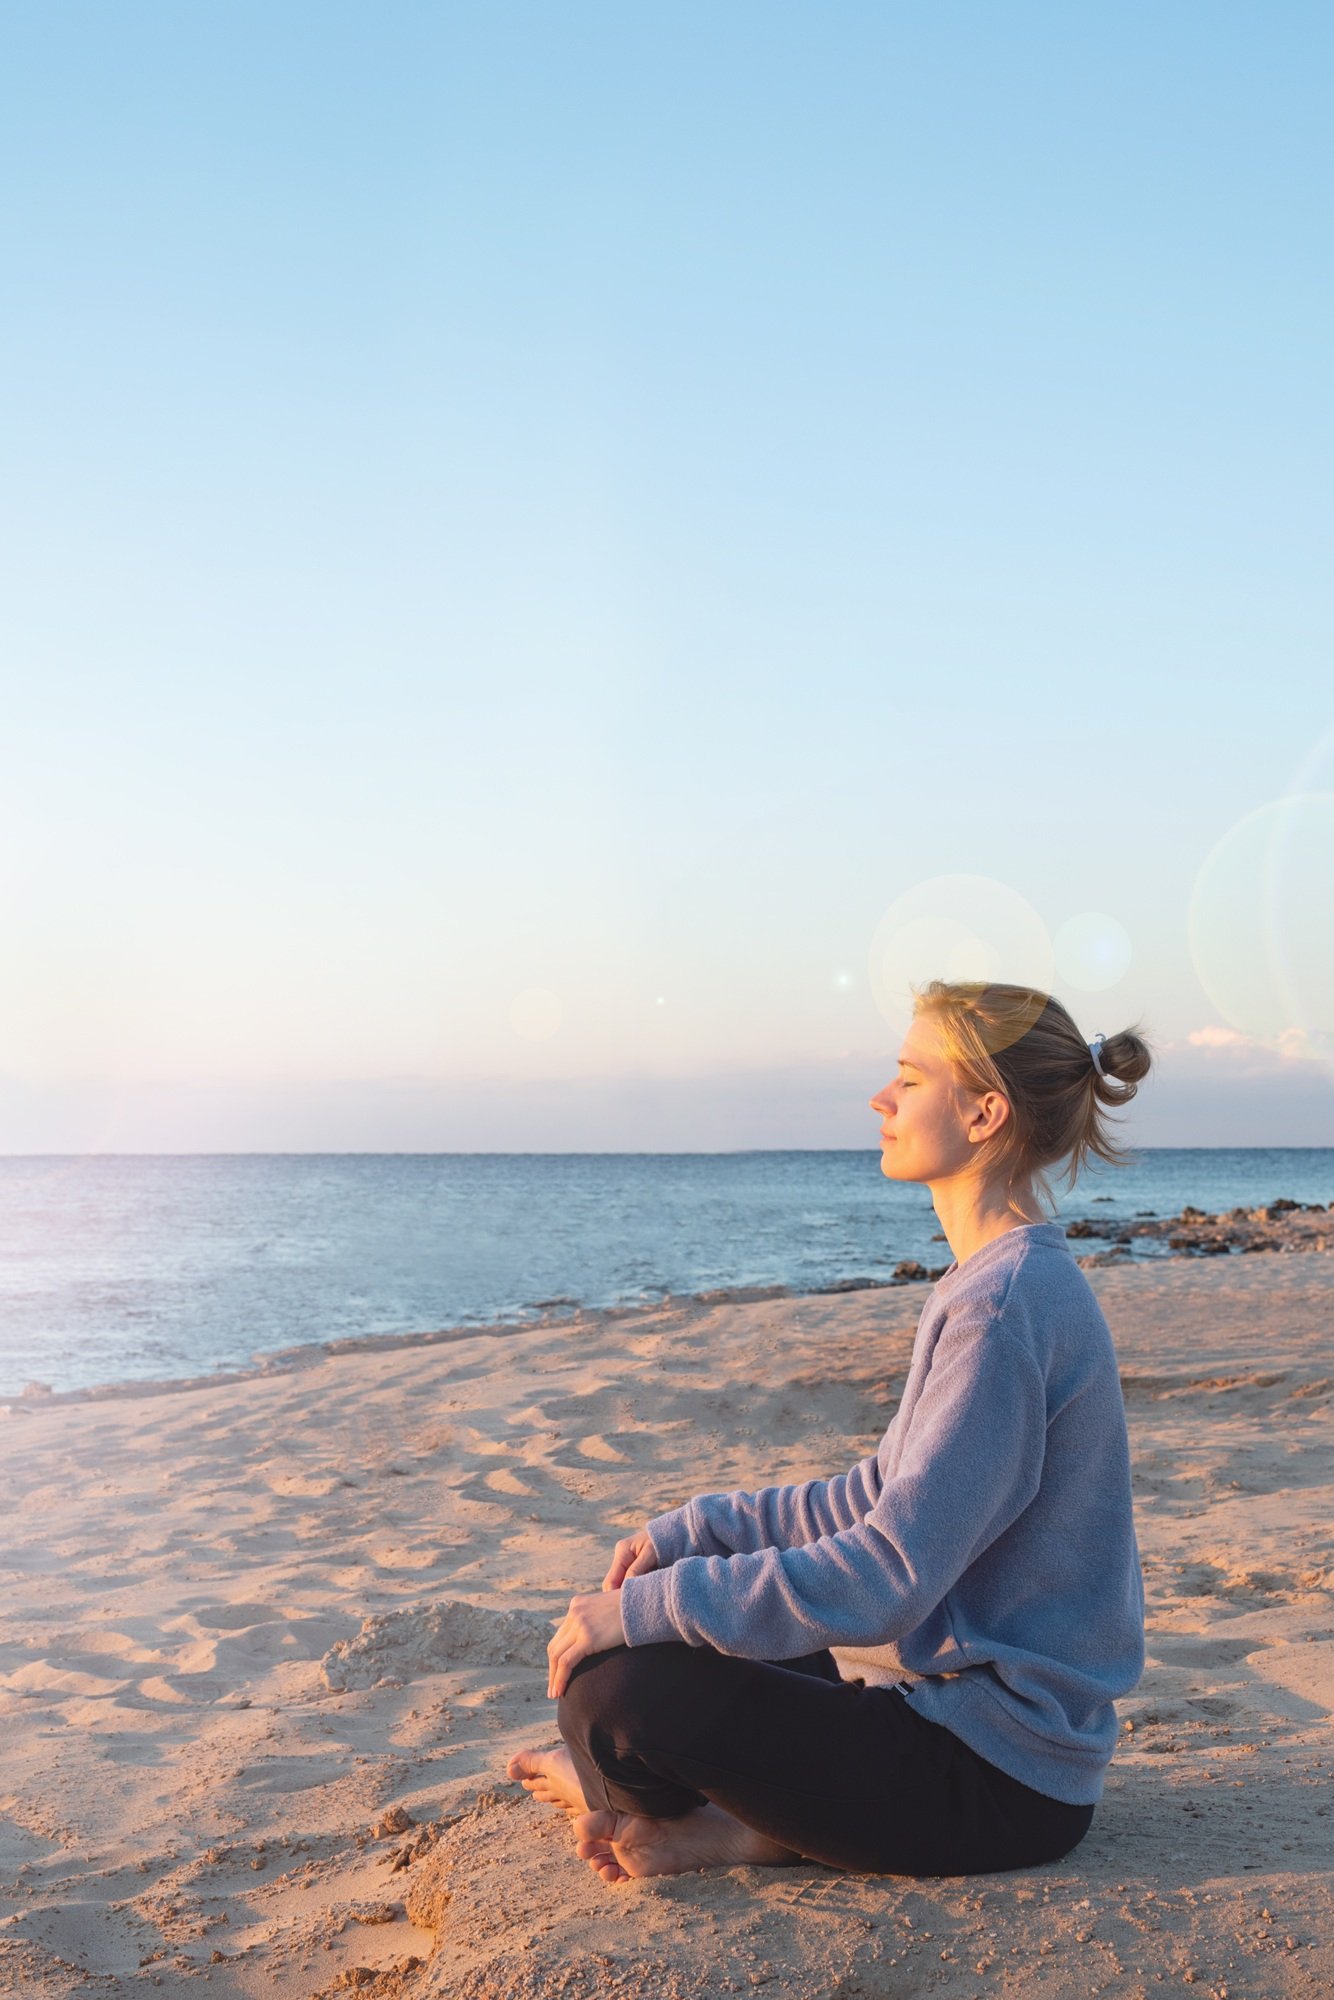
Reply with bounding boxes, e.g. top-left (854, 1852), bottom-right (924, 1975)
top-left (867, 875), bottom-right (1054, 1034)
top-left (1286, 716), bottom-right (1334, 797)
top-left (1187, 794), bottom-right (1334, 1074)
top-left (1052, 912), bottom-right (1133, 992)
